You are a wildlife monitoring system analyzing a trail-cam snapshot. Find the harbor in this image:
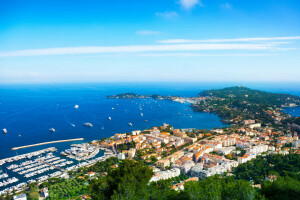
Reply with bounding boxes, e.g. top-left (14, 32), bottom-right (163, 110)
top-left (0, 142), bottom-right (116, 196)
